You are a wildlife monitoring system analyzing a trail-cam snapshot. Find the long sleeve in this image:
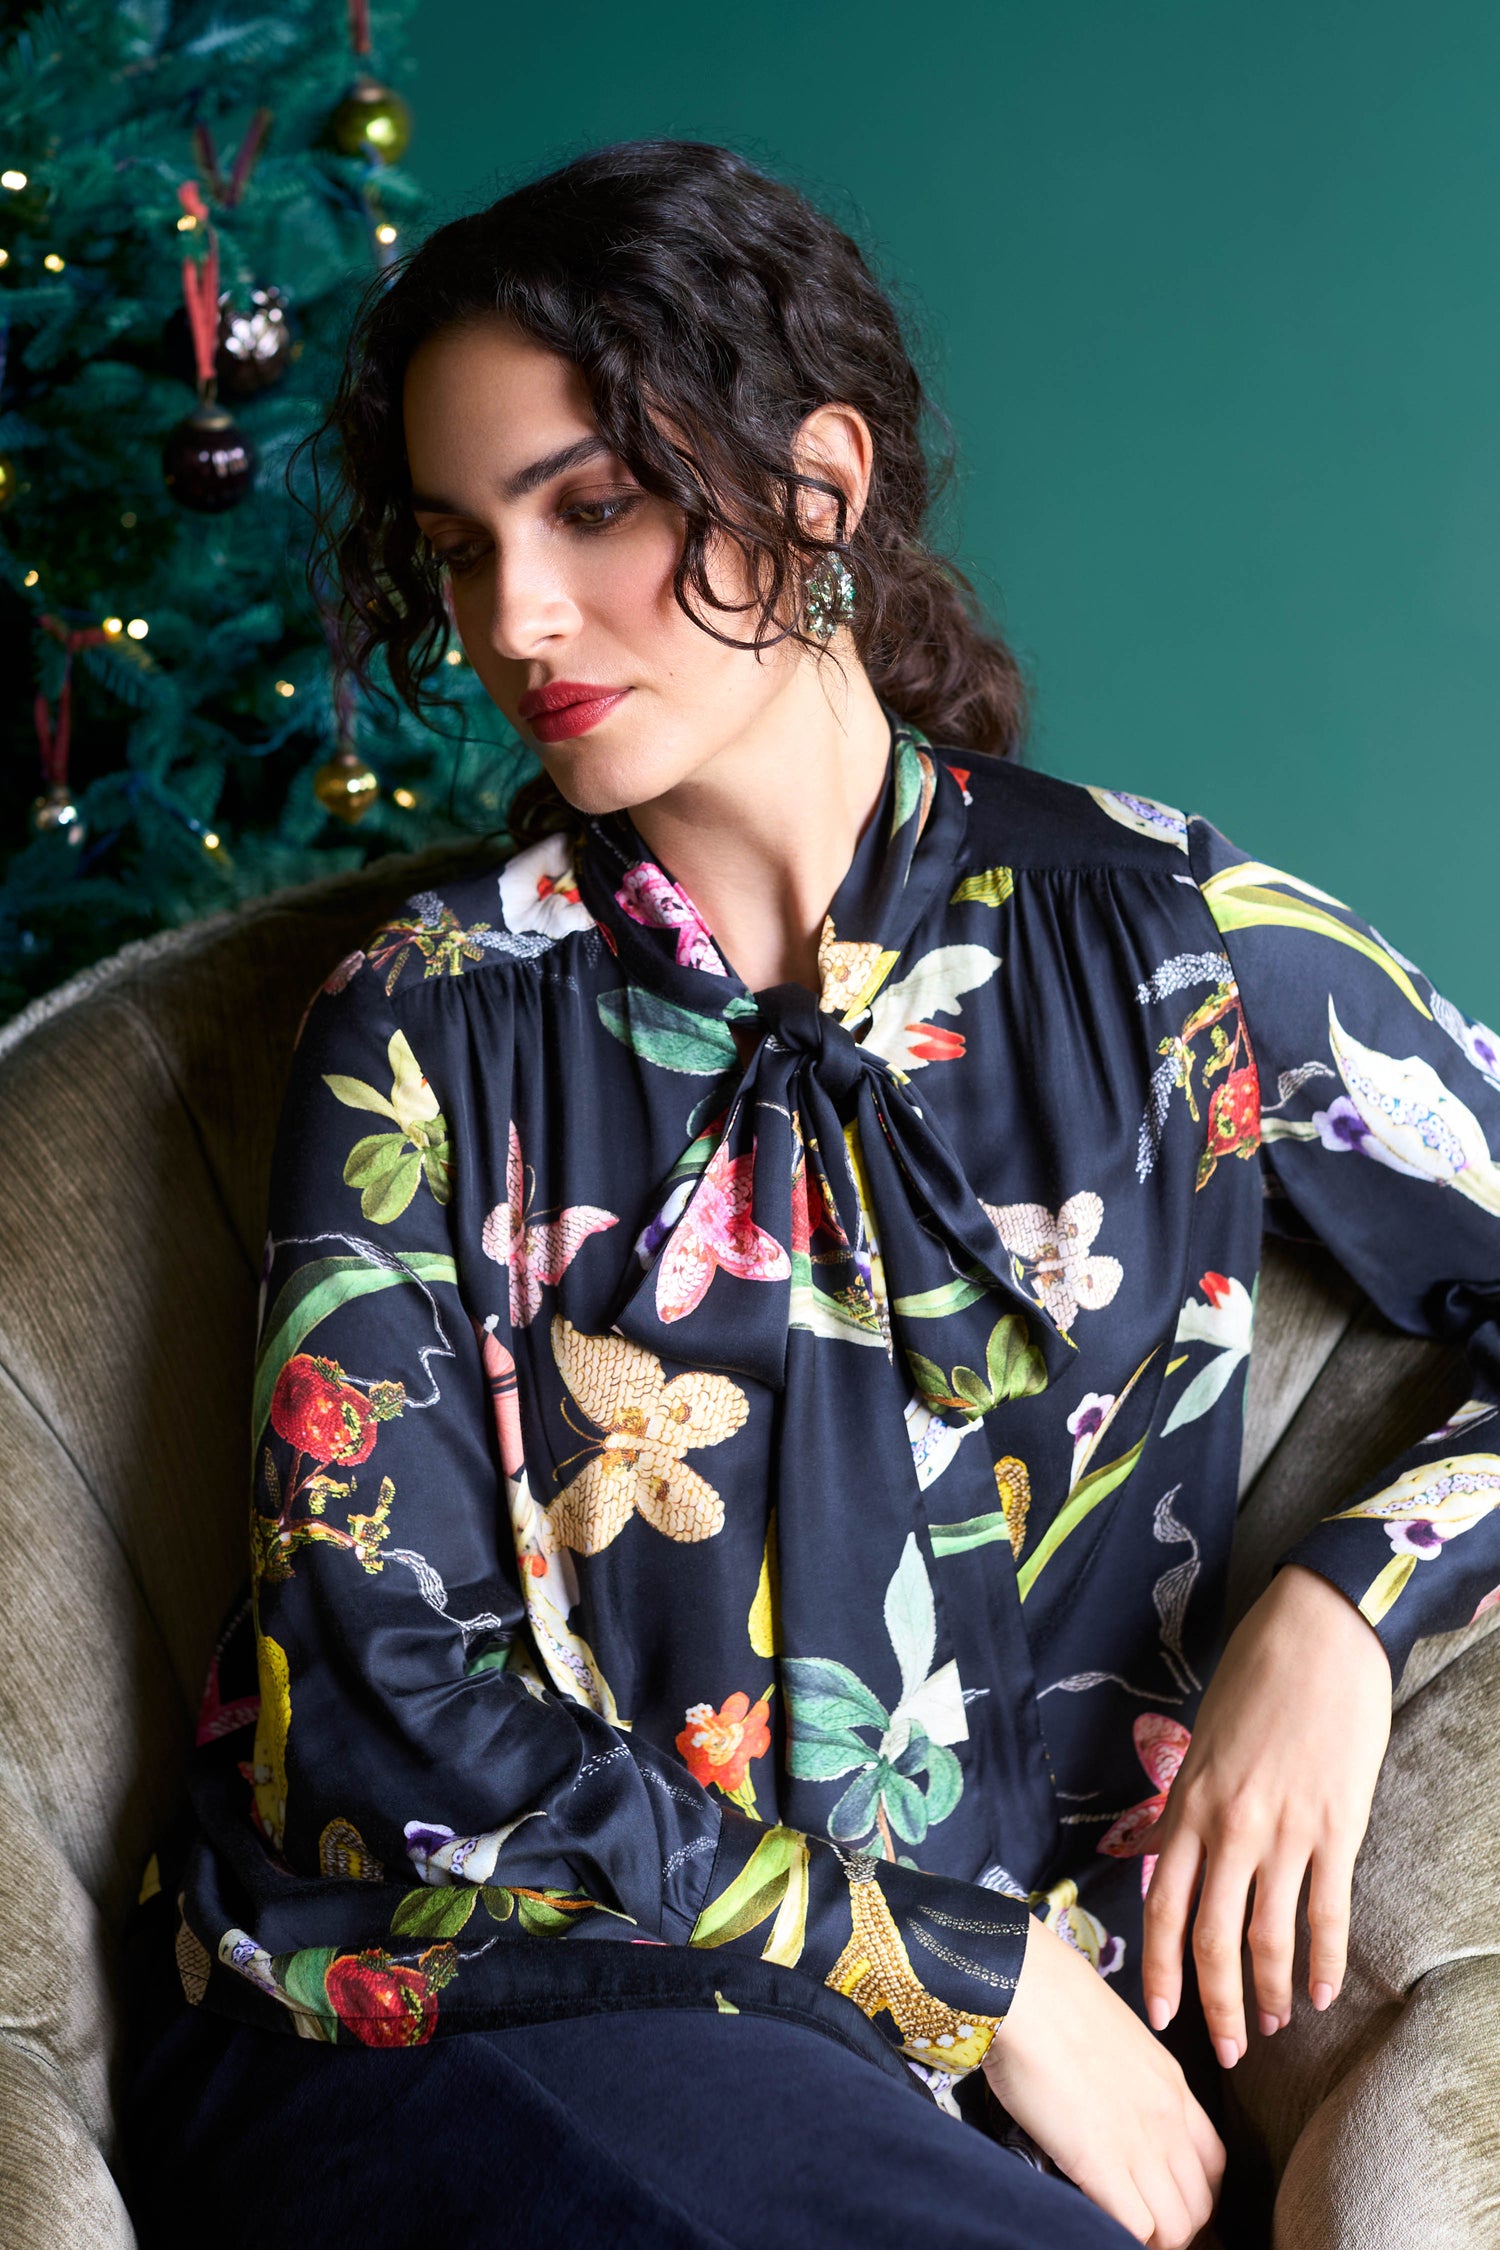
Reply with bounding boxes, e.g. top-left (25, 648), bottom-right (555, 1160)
top-left (200, 936), bottom-right (1028, 2067)
top-left (1188, 816), bottom-right (1500, 1677)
